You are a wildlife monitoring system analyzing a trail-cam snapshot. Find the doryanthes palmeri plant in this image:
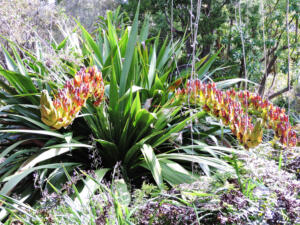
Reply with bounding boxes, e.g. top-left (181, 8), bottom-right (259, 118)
top-left (41, 66), bottom-right (104, 129)
top-left (175, 79), bottom-right (297, 148)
